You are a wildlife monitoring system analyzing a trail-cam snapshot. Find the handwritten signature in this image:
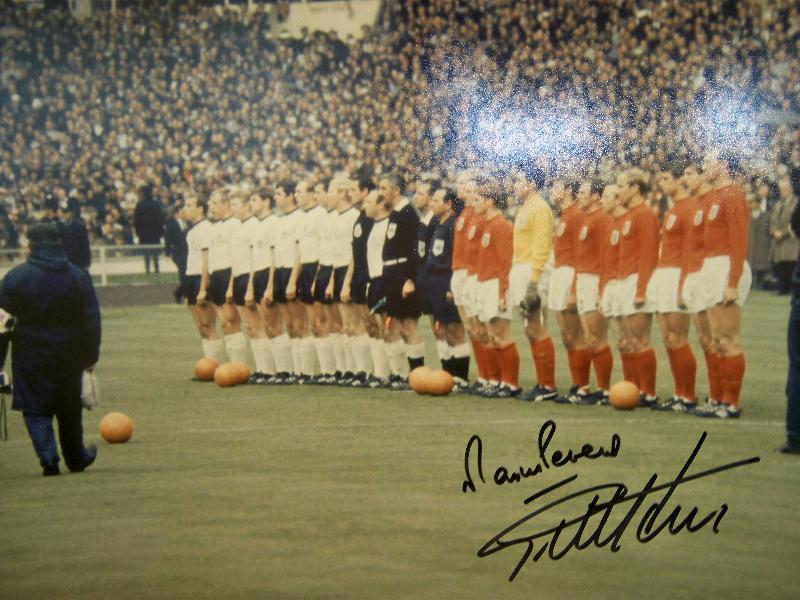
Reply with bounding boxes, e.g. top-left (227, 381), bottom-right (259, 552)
top-left (471, 430), bottom-right (759, 581)
top-left (463, 419), bottom-right (621, 492)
